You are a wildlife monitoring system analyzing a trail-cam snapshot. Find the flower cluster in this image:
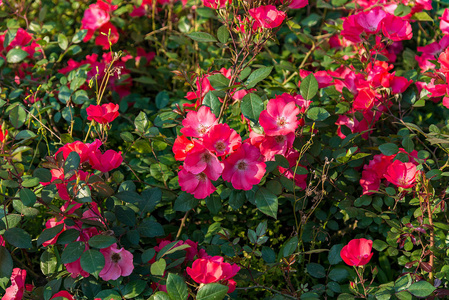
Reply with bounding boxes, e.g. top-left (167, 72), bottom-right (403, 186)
top-left (360, 149), bottom-right (420, 194)
top-left (342, 7), bottom-right (413, 43)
